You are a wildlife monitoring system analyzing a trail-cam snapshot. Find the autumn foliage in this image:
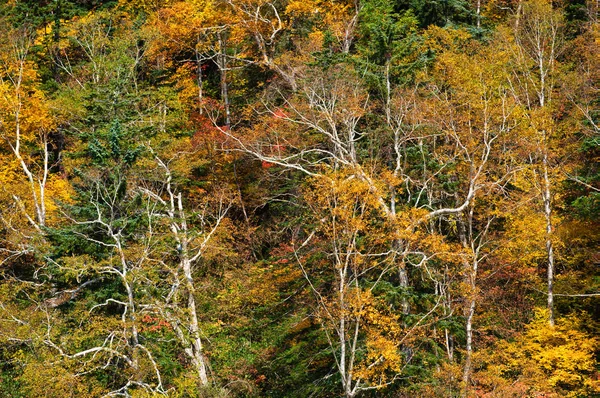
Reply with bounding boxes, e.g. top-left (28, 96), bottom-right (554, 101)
top-left (0, 0), bottom-right (597, 397)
